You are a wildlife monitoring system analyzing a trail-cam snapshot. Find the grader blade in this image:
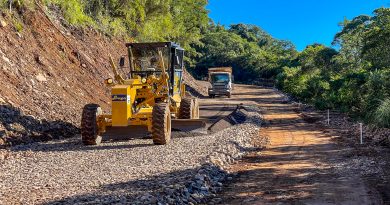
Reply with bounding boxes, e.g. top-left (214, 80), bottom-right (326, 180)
top-left (102, 126), bottom-right (149, 141)
top-left (171, 119), bottom-right (207, 132)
